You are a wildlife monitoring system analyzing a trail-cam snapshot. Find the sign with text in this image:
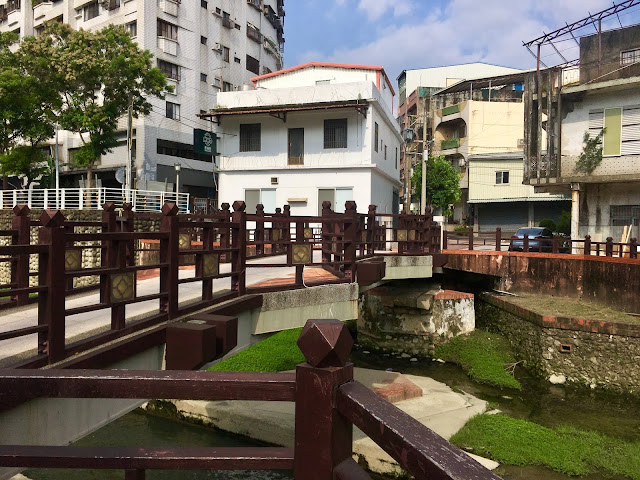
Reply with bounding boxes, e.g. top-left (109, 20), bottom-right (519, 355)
top-left (194, 129), bottom-right (218, 156)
